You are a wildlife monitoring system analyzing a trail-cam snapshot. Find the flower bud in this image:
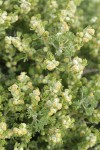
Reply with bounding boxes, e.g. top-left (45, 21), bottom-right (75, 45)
top-left (87, 28), bottom-right (95, 35)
